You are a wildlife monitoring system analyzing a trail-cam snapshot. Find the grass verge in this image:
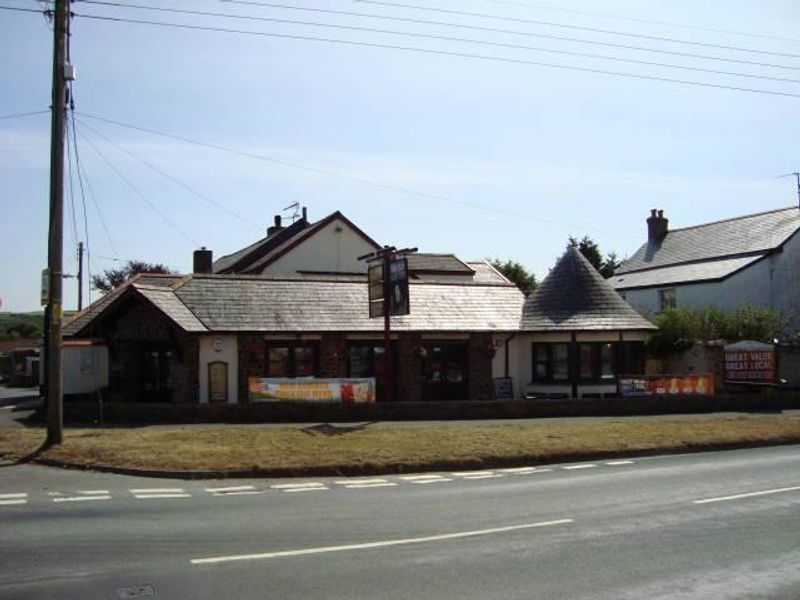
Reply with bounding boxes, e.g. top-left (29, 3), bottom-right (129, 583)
top-left (1, 414), bottom-right (799, 476)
